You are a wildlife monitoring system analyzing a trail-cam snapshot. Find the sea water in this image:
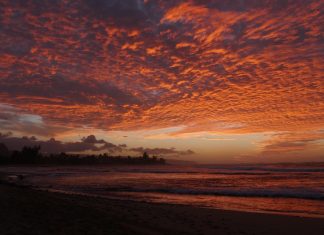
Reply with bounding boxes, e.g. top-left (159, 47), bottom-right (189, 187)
top-left (1, 163), bottom-right (323, 218)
